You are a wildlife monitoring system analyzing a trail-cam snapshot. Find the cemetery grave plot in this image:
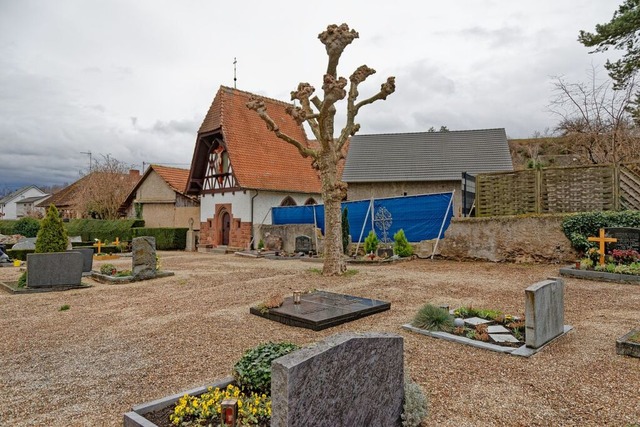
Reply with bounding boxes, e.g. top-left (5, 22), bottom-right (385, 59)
top-left (560, 227), bottom-right (640, 283)
top-left (616, 329), bottom-right (640, 358)
top-left (250, 290), bottom-right (391, 331)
